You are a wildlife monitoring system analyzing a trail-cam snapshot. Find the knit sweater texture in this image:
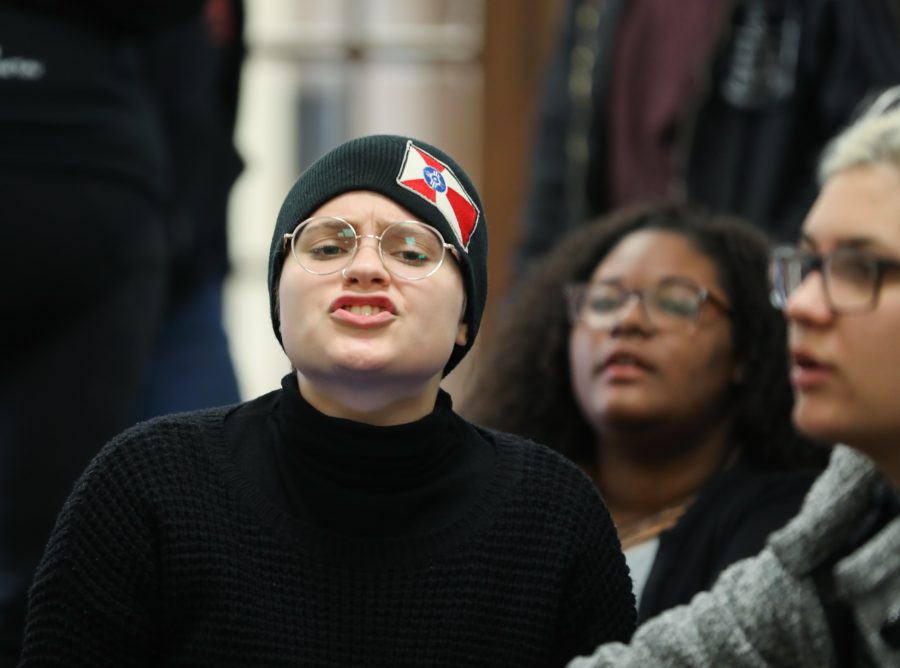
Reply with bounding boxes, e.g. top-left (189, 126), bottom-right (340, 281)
top-left (568, 445), bottom-right (900, 667)
top-left (19, 384), bottom-right (635, 667)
